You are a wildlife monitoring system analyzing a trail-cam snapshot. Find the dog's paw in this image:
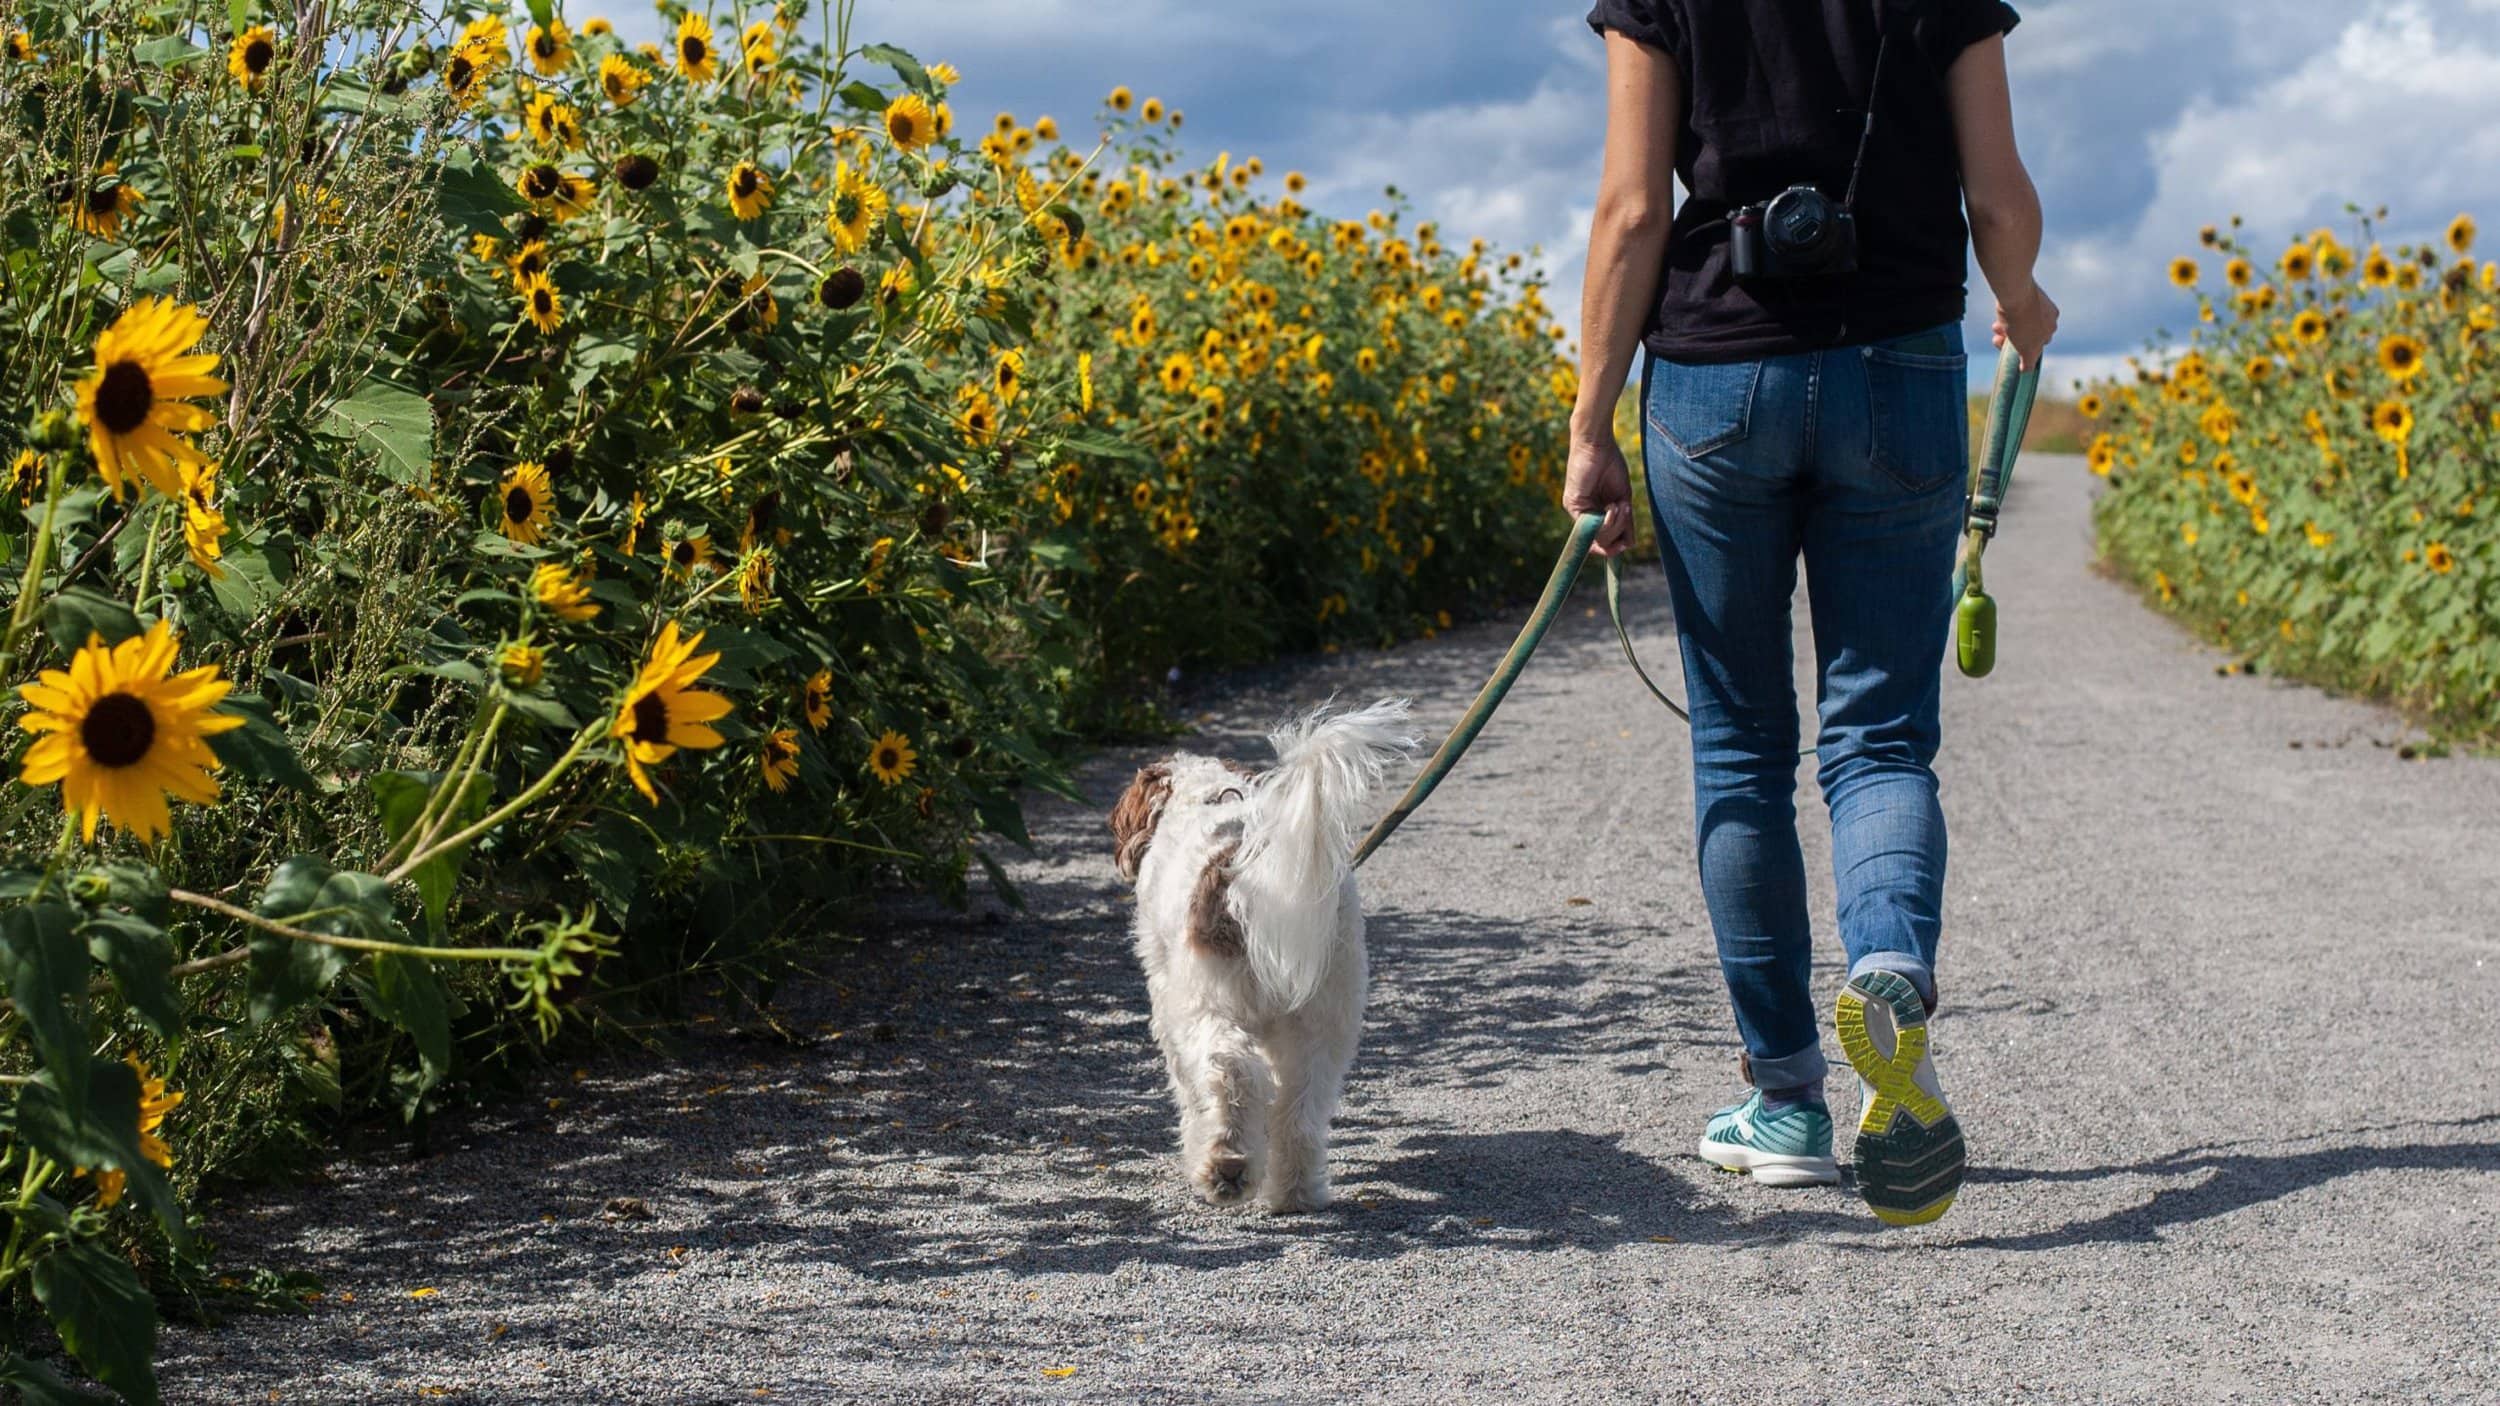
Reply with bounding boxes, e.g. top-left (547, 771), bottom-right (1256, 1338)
top-left (1191, 1149), bottom-right (1251, 1205)
top-left (1263, 1181), bottom-right (1331, 1215)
